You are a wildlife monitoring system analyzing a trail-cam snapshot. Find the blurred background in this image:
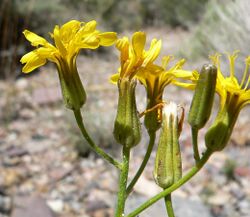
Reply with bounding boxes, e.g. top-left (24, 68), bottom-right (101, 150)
top-left (0, 0), bottom-right (249, 217)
